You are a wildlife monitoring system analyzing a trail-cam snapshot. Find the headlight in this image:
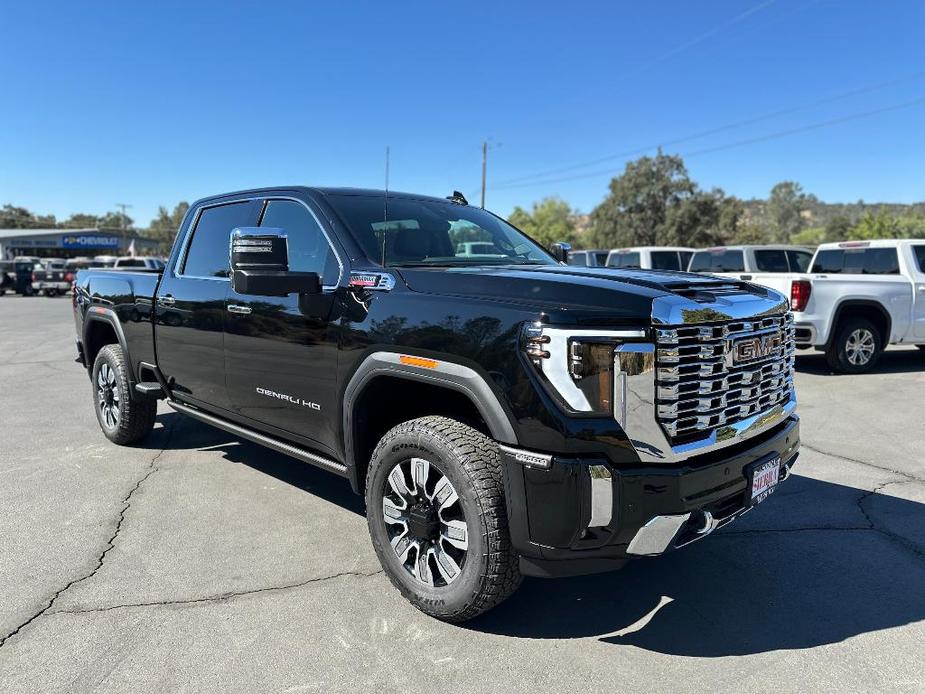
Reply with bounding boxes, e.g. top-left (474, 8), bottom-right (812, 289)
top-left (522, 323), bottom-right (649, 415)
